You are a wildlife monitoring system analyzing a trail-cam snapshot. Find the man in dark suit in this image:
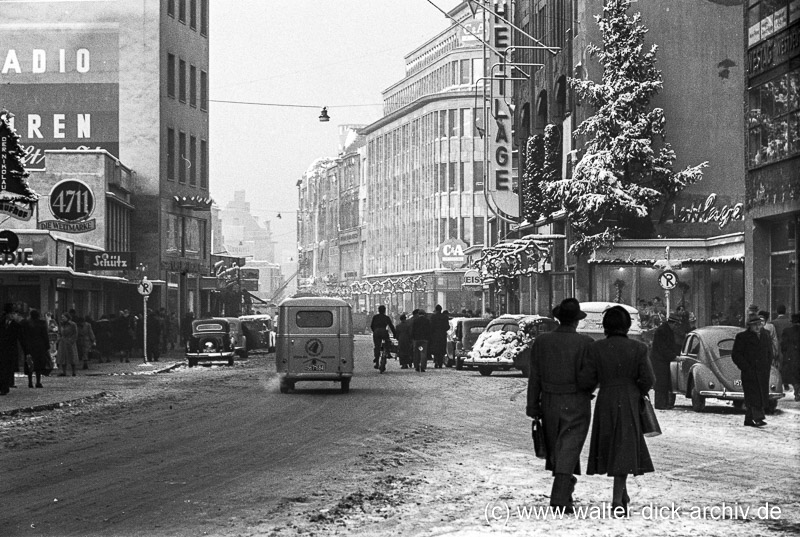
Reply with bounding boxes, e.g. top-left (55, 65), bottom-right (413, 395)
top-left (526, 298), bottom-right (594, 514)
top-left (410, 309), bottom-right (431, 372)
top-left (429, 305), bottom-right (450, 369)
top-left (732, 313), bottom-right (773, 427)
top-left (650, 312), bottom-right (684, 409)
